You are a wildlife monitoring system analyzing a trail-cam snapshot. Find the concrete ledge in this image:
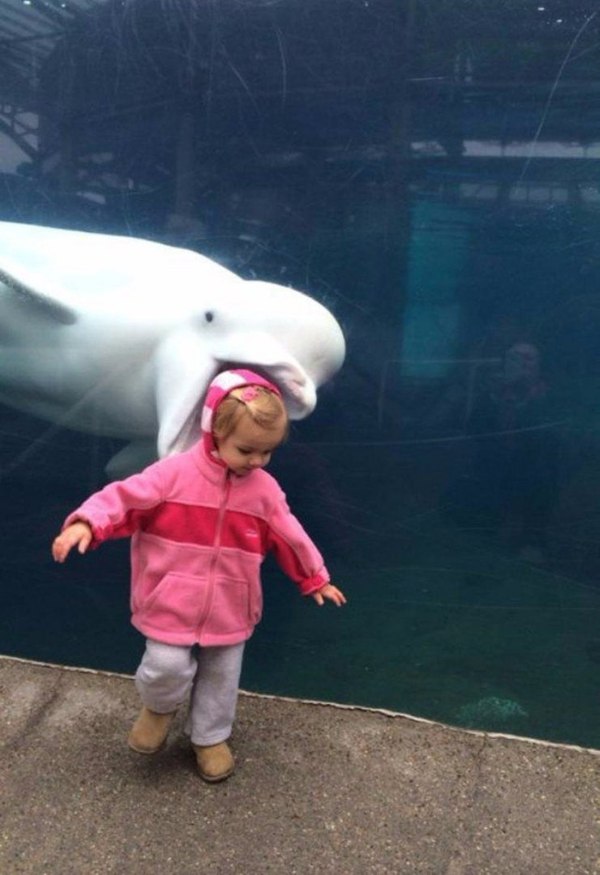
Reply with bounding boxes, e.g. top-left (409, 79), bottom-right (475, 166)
top-left (1, 656), bottom-right (599, 874)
